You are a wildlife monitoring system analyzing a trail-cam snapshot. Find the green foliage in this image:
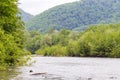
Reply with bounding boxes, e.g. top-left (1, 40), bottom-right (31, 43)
top-left (0, 0), bottom-right (29, 70)
top-left (36, 45), bottom-right (67, 56)
top-left (26, 0), bottom-right (120, 33)
top-left (26, 29), bottom-right (71, 54)
top-left (0, 29), bottom-right (29, 69)
top-left (26, 31), bottom-right (41, 54)
top-left (110, 45), bottom-right (120, 58)
top-left (27, 23), bottom-right (120, 58)
top-left (78, 23), bottom-right (120, 57)
top-left (67, 41), bottom-right (80, 56)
